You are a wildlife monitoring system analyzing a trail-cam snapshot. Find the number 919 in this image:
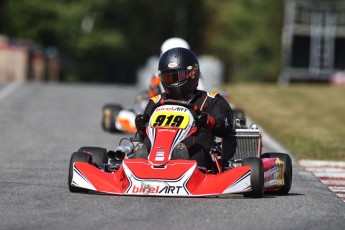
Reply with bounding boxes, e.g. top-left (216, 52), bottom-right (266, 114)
top-left (153, 115), bottom-right (184, 127)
